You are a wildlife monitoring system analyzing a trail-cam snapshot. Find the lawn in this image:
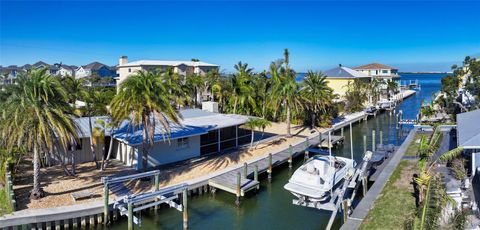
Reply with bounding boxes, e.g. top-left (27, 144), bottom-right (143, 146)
top-left (360, 159), bottom-right (418, 230)
top-left (404, 133), bottom-right (429, 157)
